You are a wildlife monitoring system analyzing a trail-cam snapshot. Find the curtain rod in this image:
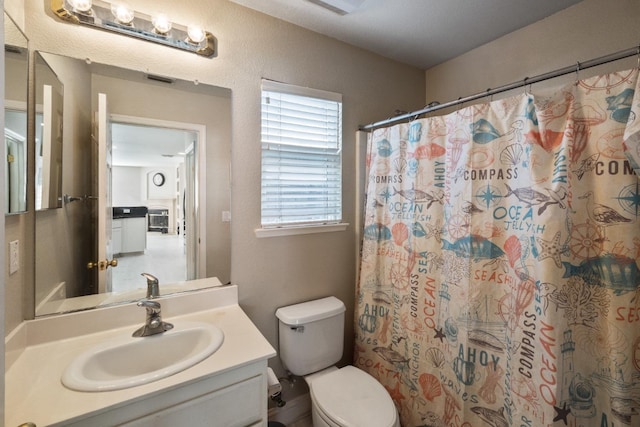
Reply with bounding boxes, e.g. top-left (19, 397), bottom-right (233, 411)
top-left (359, 45), bottom-right (640, 131)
